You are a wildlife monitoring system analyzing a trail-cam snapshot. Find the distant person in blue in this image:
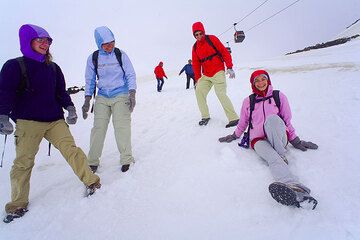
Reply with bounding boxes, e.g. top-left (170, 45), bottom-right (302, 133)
top-left (179, 59), bottom-right (195, 89)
